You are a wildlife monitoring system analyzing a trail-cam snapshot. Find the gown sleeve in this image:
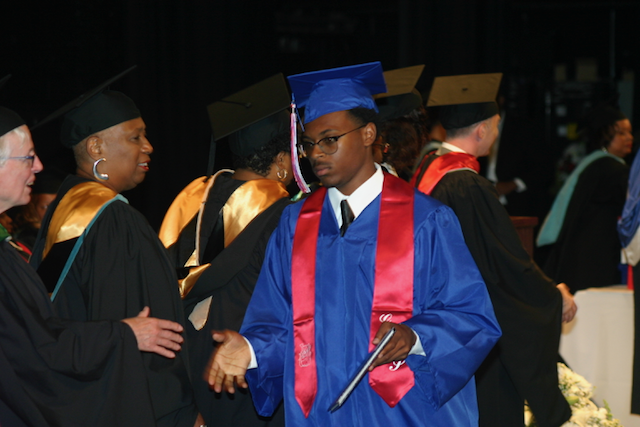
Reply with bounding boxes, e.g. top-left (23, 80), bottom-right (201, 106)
top-left (0, 242), bottom-right (156, 427)
top-left (431, 171), bottom-right (570, 426)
